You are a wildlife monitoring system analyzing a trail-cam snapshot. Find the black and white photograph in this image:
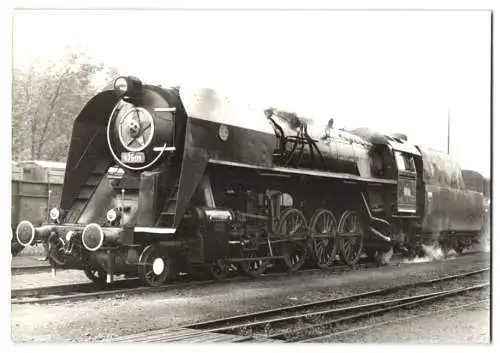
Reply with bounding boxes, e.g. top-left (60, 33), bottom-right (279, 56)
top-left (4, 0), bottom-right (494, 347)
